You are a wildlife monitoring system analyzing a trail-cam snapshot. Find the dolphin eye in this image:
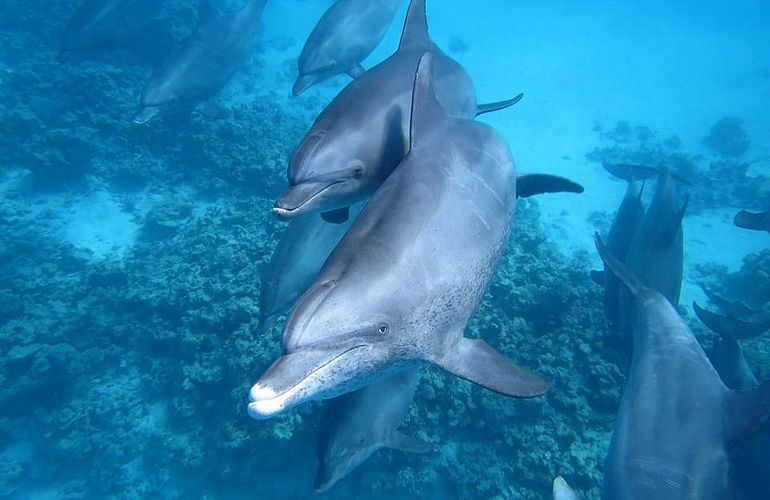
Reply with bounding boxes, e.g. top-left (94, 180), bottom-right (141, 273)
top-left (352, 166), bottom-right (363, 179)
top-left (377, 324), bottom-right (389, 335)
